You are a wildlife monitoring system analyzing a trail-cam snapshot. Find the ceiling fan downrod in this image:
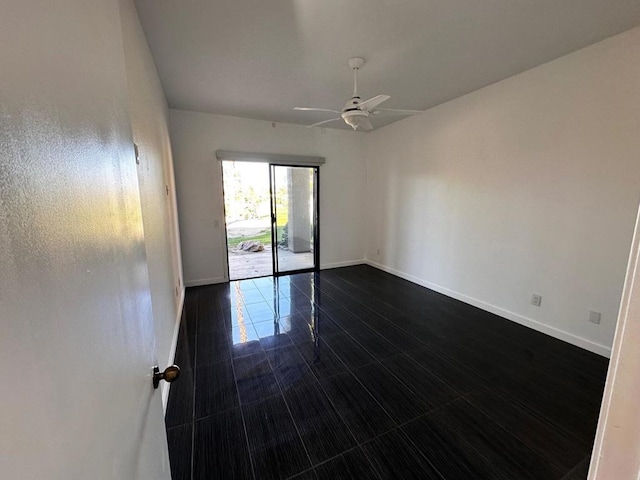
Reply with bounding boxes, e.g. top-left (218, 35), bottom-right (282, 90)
top-left (348, 57), bottom-right (365, 101)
